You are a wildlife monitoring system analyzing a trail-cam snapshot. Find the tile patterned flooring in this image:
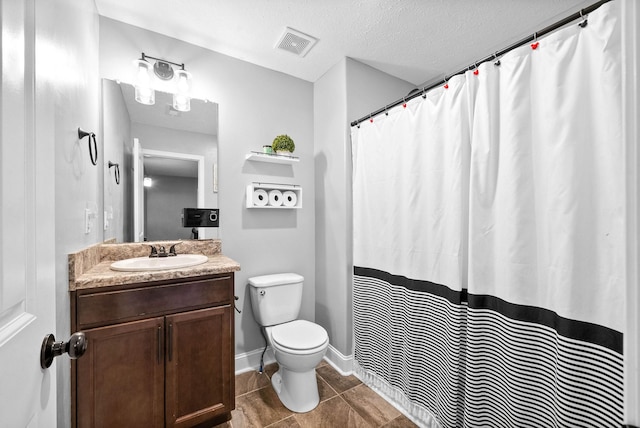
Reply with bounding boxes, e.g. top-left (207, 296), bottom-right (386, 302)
top-left (216, 360), bottom-right (418, 428)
